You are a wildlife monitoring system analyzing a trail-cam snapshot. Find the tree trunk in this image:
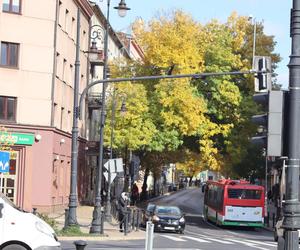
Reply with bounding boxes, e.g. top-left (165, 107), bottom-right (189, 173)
top-left (141, 168), bottom-right (149, 201)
